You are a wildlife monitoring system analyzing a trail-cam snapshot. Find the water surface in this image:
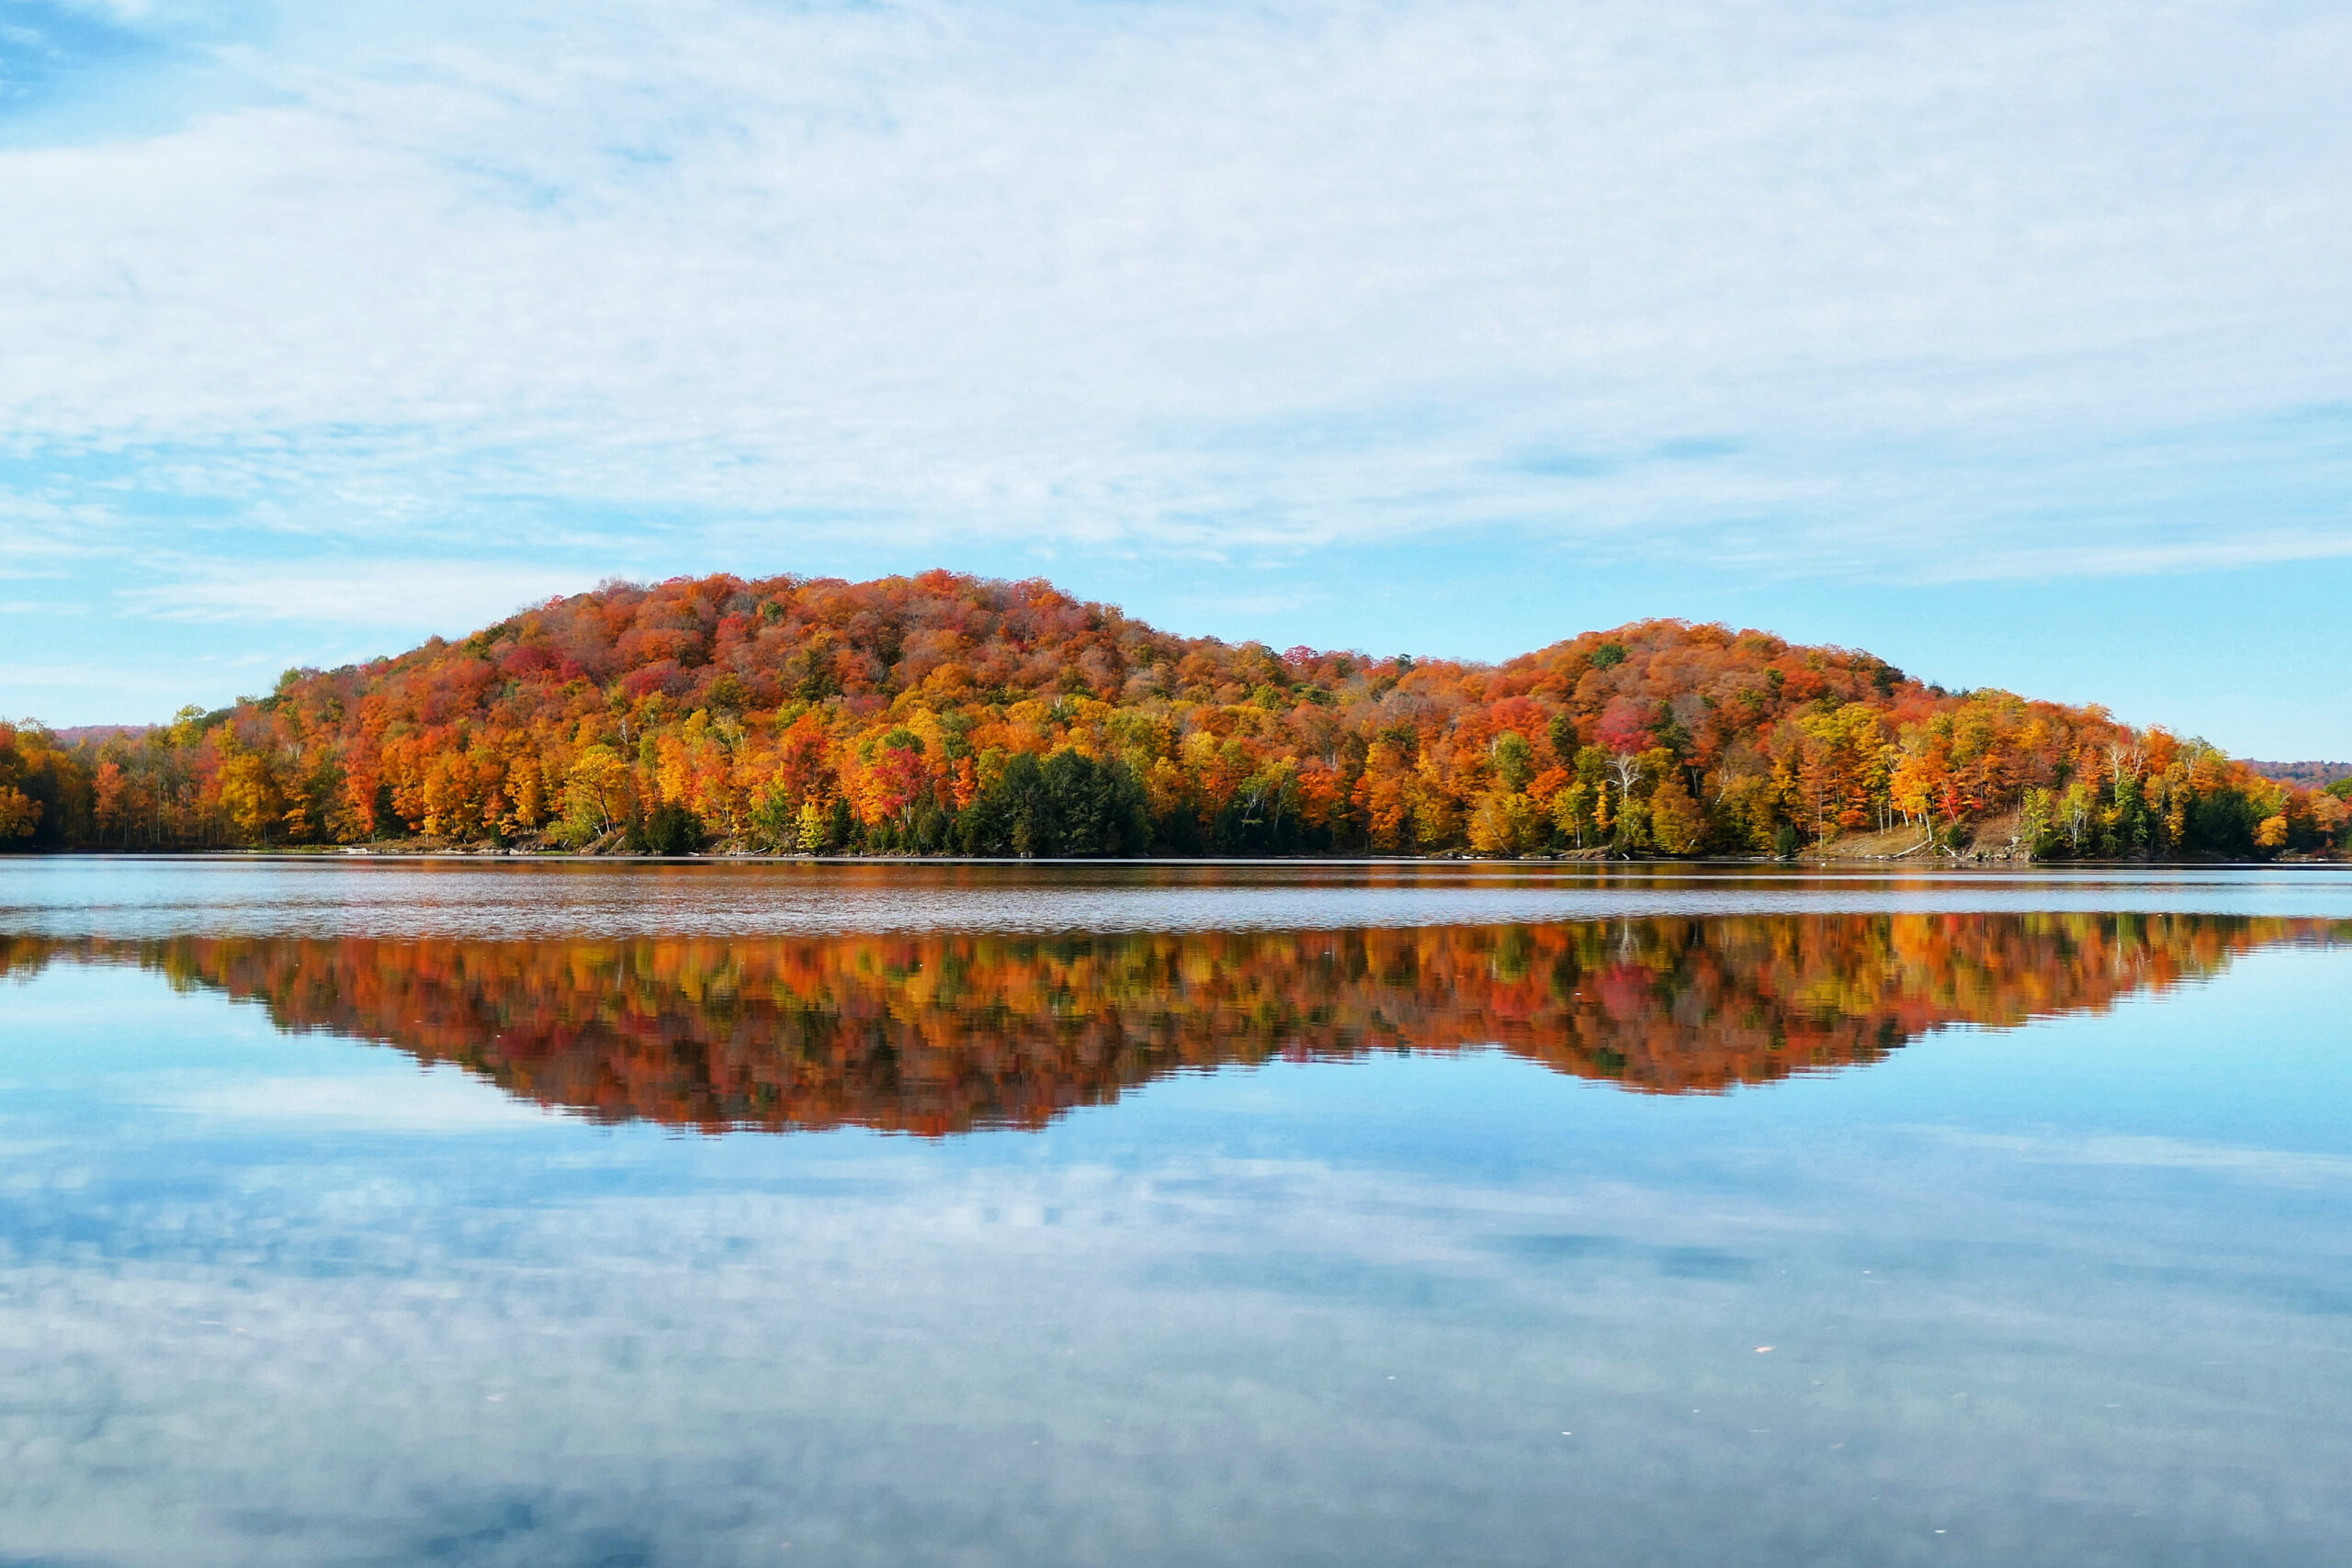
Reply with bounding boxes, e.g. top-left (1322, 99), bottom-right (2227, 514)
top-left (2, 861), bottom-right (2348, 1565)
